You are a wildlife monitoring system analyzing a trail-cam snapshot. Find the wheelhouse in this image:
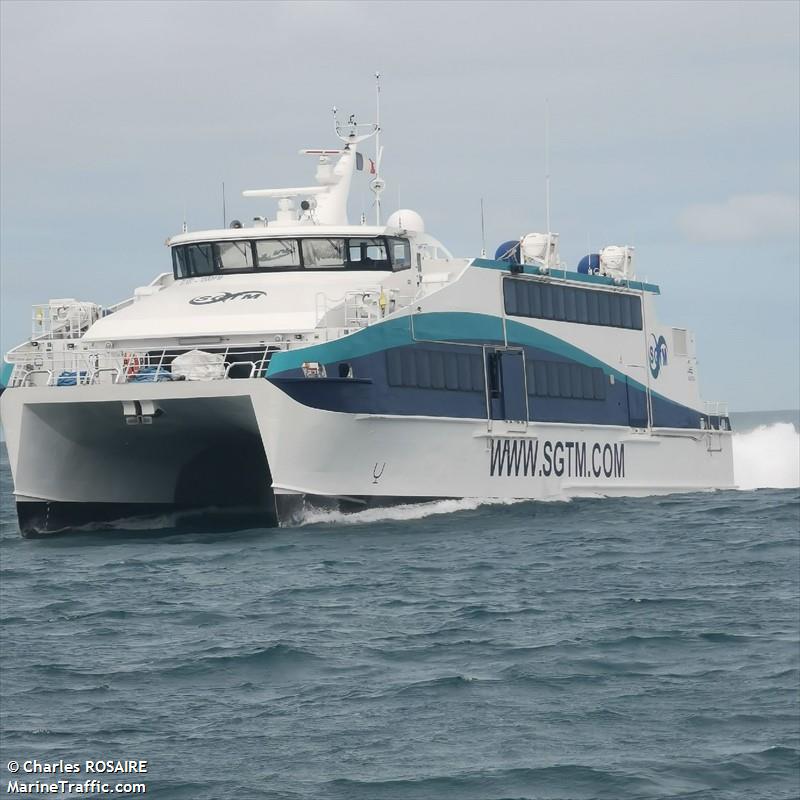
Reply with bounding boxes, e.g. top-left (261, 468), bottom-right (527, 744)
top-left (172, 235), bottom-right (412, 278)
